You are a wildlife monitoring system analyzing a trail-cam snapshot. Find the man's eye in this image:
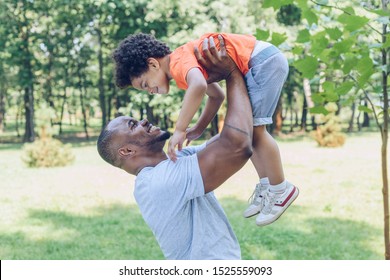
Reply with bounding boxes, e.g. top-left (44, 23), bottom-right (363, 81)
top-left (128, 120), bottom-right (136, 129)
